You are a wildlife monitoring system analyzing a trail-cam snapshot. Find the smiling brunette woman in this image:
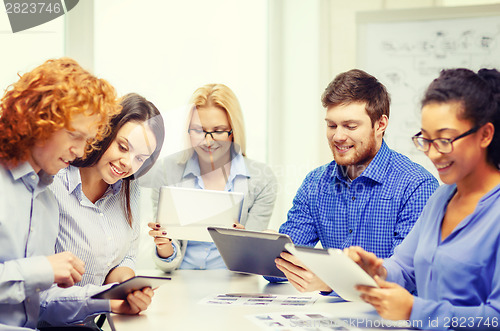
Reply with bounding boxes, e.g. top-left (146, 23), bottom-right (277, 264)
top-left (50, 93), bottom-right (165, 315)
